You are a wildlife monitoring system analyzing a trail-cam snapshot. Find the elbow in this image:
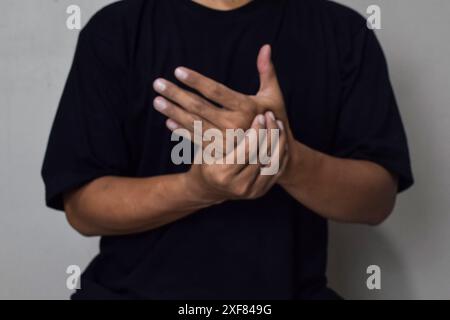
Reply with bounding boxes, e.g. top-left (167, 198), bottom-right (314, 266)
top-left (366, 209), bottom-right (391, 226)
top-left (65, 208), bottom-right (99, 237)
top-left (366, 174), bottom-right (398, 226)
top-left (64, 195), bottom-right (100, 237)
top-left (366, 195), bottom-right (397, 226)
